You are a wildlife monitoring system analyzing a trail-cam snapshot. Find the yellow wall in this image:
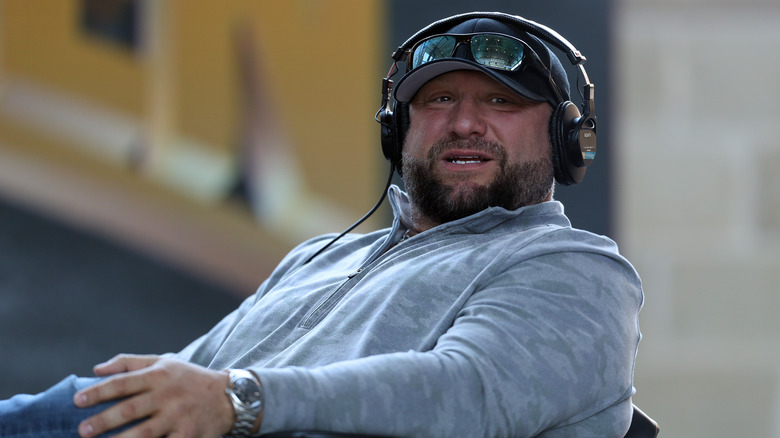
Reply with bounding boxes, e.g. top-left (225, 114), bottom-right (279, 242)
top-left (0, 0), bottom-right (384, 228)
top-left (0, 0), bottom-right (386, 290)
top-left (168, 0), bottom-right (384, 208)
